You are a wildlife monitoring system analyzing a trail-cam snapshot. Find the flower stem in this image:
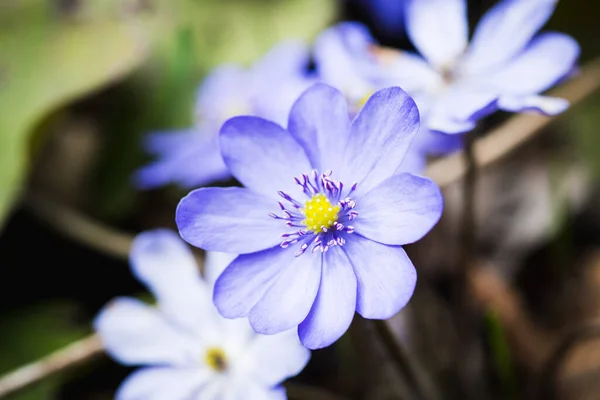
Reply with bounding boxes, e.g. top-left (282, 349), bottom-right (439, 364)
top-left (373, 319), bottom-right (440, 400)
